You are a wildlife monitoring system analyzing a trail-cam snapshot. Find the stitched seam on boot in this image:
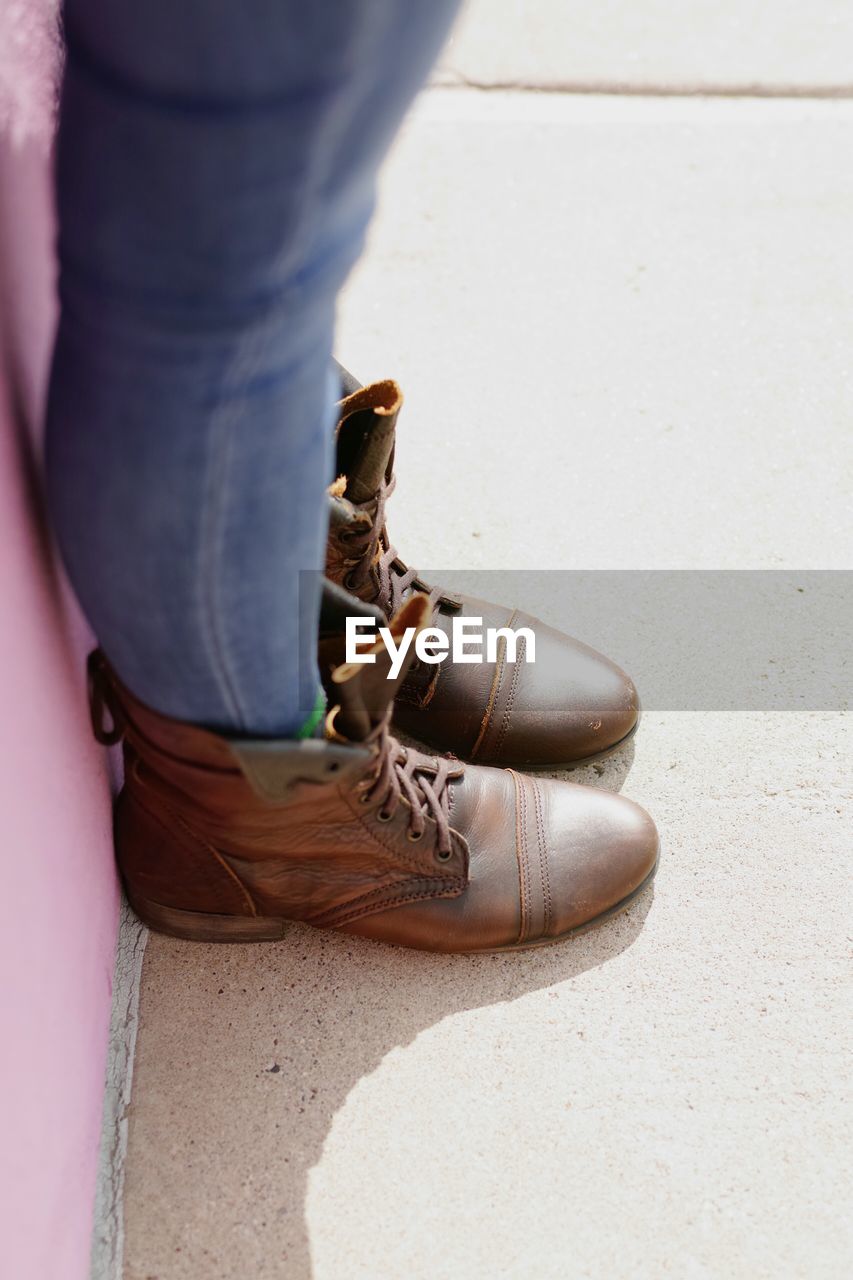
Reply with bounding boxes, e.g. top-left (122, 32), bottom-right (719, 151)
top-left (491, 627), bottom-right (525, 762)
top-left (509, 769), bottom-right (531, 945)
top-left (531, 779), bottom-right (552, 937)
top-left (470, 608), bottom-right (517, 761)
top-left (129, 787), bottom-right (258, 918)
top-left (312, 873), bottom-right (462, 922)
top-left (320, 881), bottom-right (464, 929)
top-left (312, 876), bottom-right (462, 925)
